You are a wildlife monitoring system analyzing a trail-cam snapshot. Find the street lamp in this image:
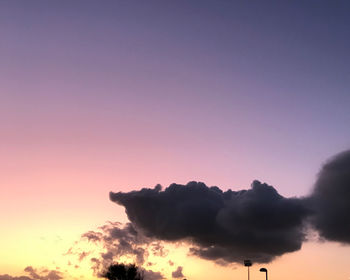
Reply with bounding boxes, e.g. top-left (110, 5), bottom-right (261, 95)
top-left (260, 267), bottom-right (268, 280)
top-left (244, 260), bottom-right (252, 280)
